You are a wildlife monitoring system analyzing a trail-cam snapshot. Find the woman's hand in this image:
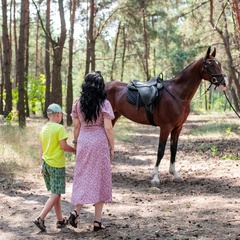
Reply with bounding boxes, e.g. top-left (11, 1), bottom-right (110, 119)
top-left (110, 149), bottom-right (114, 162)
